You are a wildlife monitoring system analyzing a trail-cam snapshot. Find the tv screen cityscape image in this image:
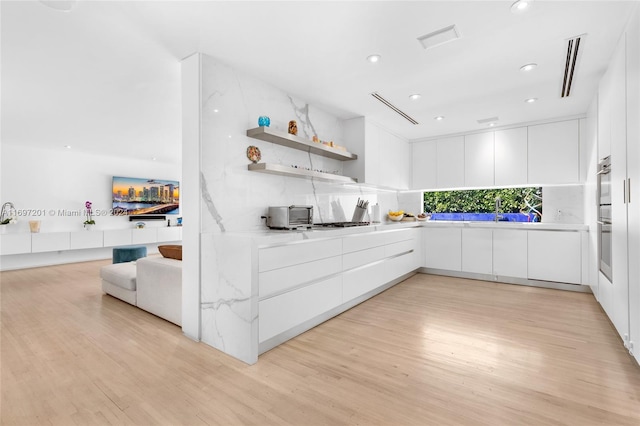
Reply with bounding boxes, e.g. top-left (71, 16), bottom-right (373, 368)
top-left (112, 176), bottom-right (180, 215)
